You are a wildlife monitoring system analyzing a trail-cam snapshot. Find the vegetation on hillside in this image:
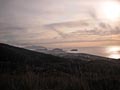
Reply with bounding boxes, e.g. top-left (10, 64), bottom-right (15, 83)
top-left (0, 43), bottom-right (120, 90)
